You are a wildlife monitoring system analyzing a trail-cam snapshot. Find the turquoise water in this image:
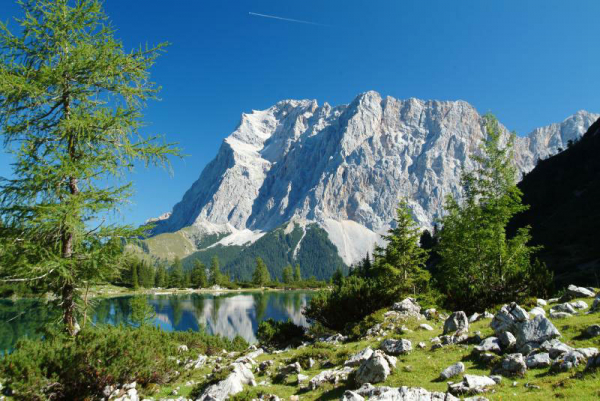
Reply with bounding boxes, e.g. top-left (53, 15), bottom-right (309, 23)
top-left (0, 291), bottom-right (314, 350)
